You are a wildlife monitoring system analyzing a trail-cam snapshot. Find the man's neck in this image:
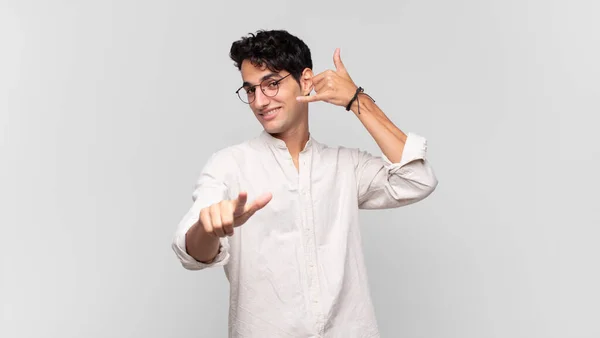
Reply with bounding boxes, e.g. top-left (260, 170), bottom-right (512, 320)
top-left (271, 120), bottom-right (310, 159)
